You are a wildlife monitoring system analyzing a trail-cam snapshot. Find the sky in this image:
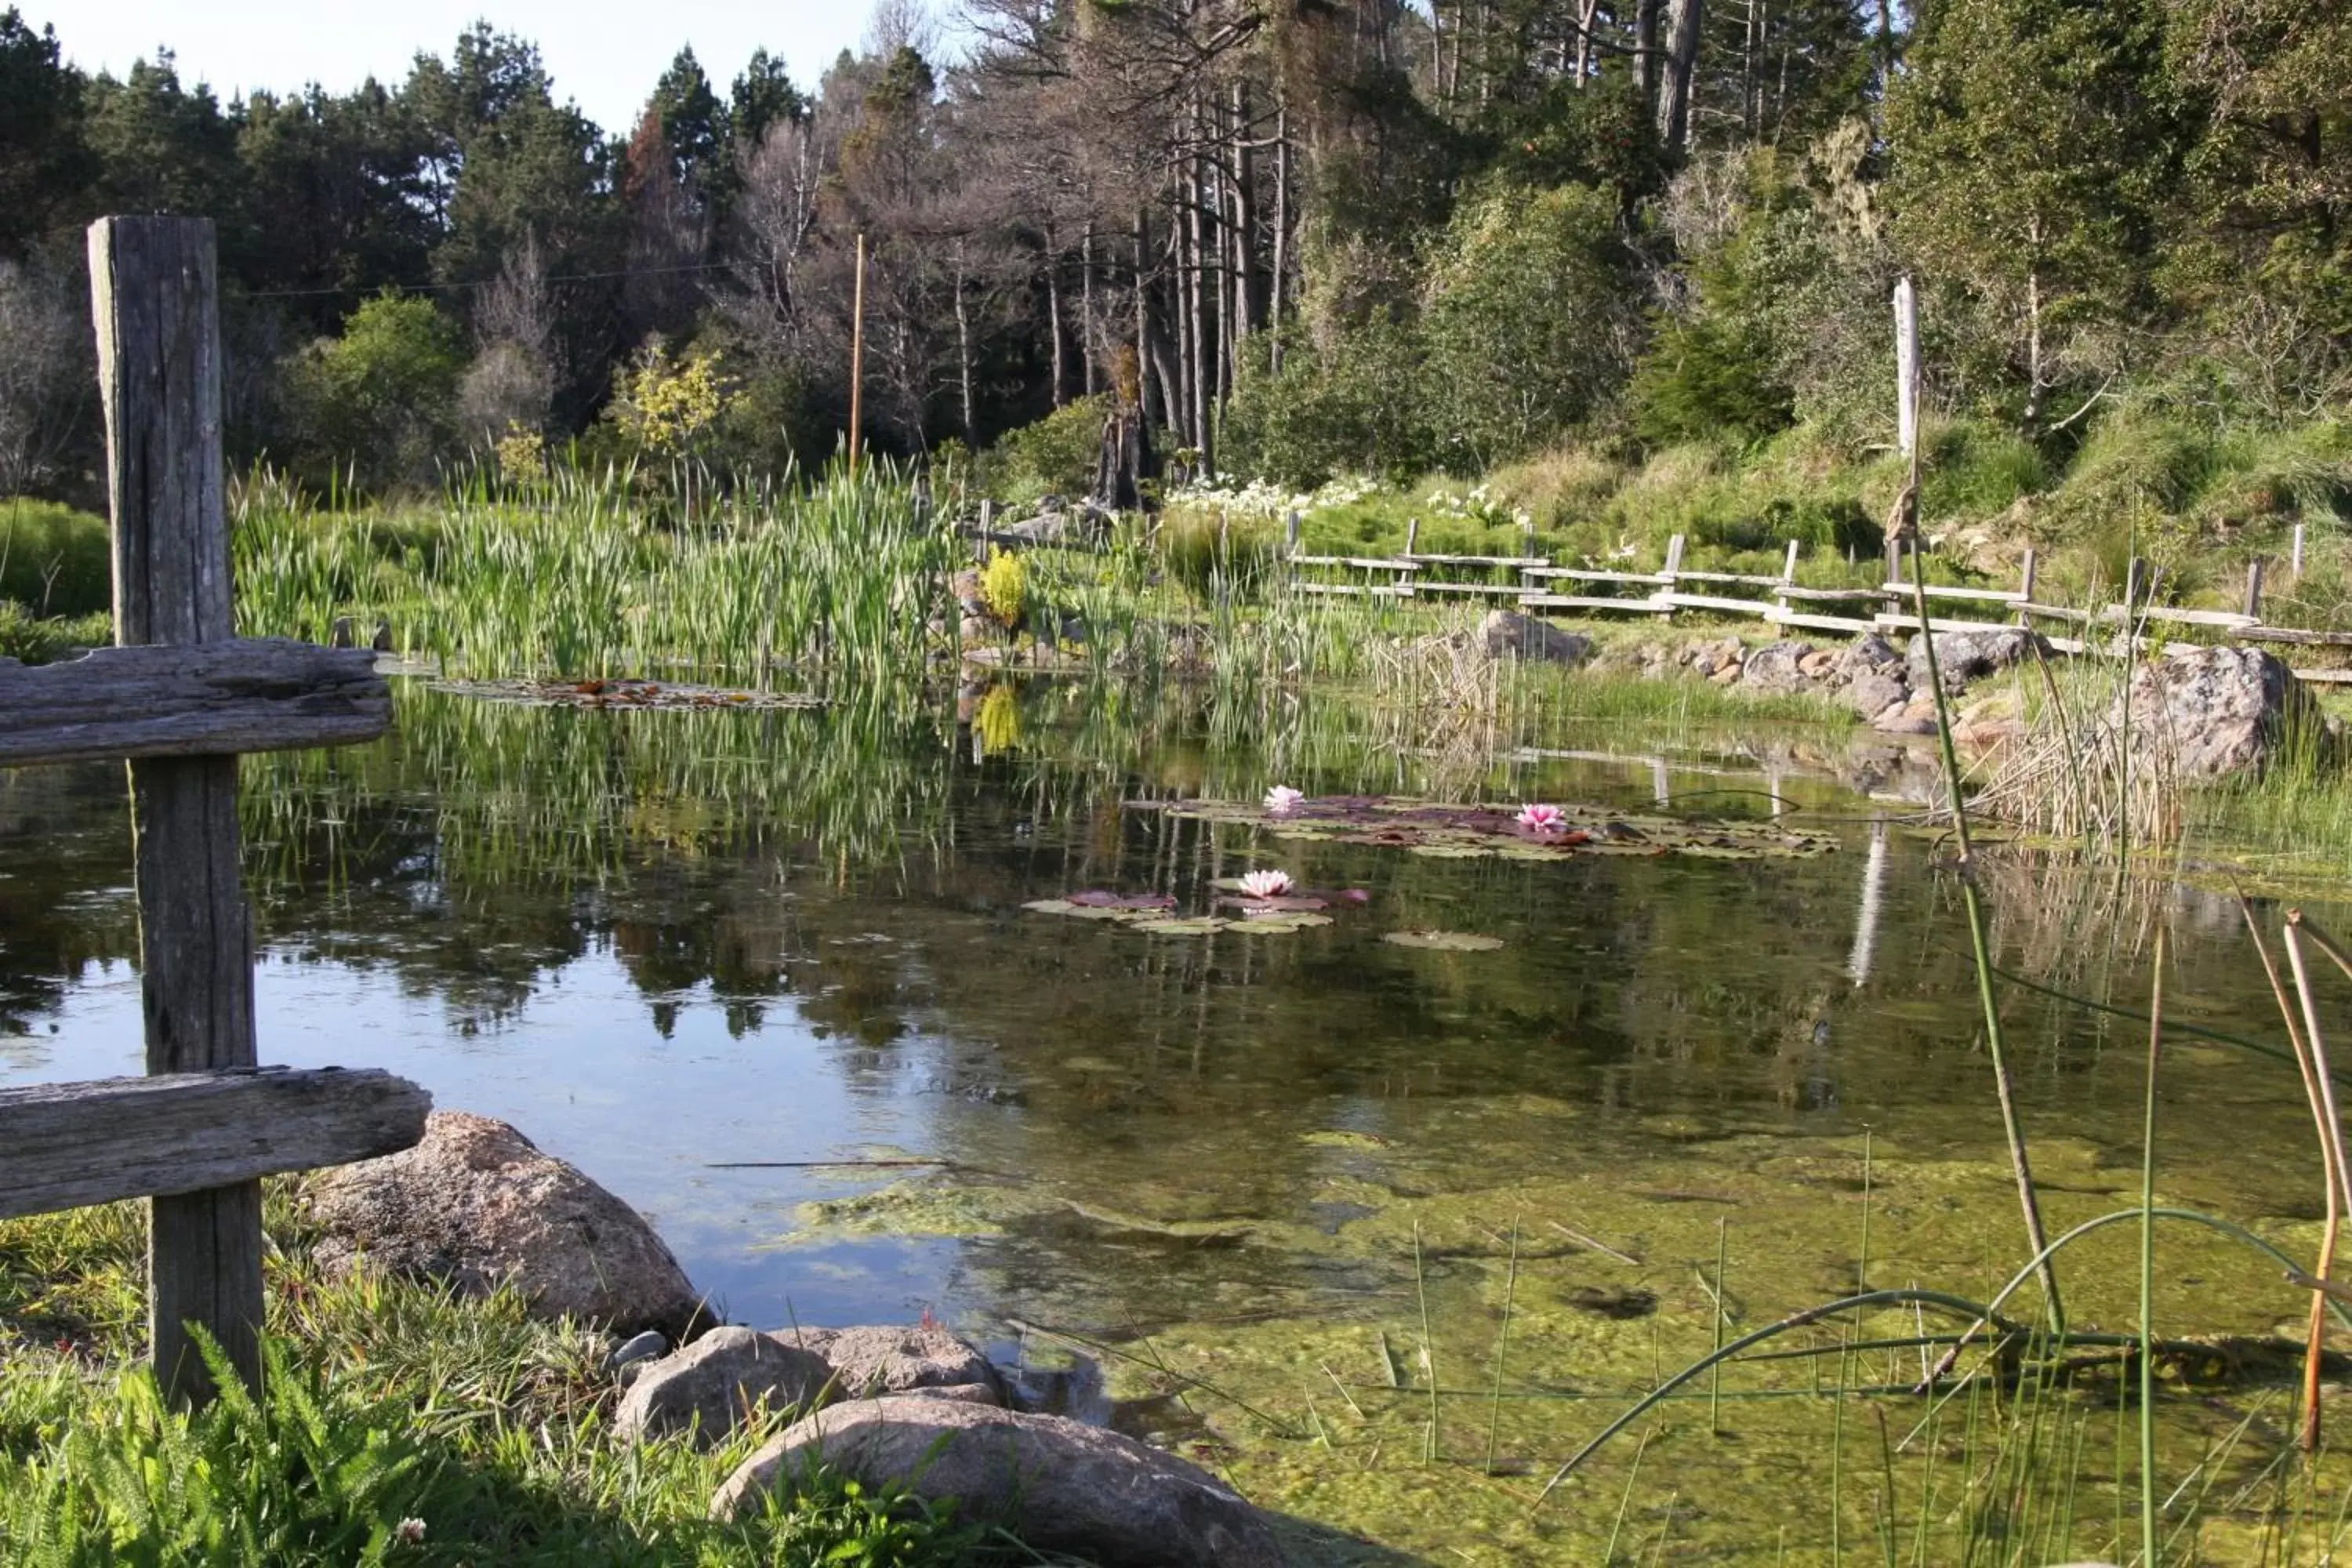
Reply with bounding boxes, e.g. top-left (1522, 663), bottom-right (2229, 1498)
top-left (34, 0), bottom-right (881, 138)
